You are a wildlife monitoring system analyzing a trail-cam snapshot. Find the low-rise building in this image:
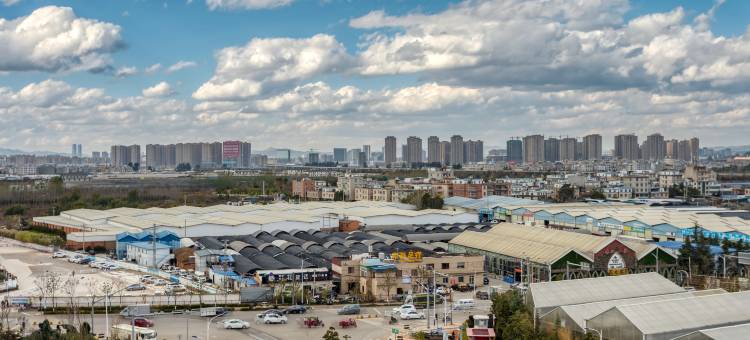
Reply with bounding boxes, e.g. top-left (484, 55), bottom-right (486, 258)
top-left (126, 242), bottom-right (171, 268)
